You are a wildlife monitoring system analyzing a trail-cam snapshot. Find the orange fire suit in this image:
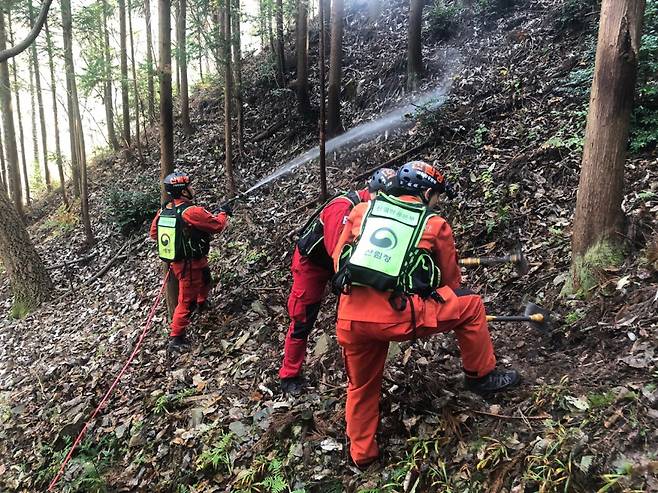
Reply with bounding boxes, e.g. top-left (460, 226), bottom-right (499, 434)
top-left (332, 195), bottom-right (496, 466)
top-left (150, 198), bottom-right (229, 337)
